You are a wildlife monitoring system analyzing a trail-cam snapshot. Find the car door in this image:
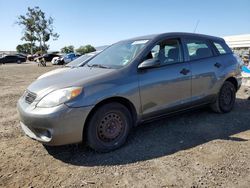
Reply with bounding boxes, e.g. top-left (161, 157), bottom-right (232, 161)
top-left (11, 55), bottom-right (18, 63)
top-left (183, 38), bottom-right (220, 103)
top-left (5, 56), bottom-right (14, 63)
top-left (138, 38), bottom-right (192, 119)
